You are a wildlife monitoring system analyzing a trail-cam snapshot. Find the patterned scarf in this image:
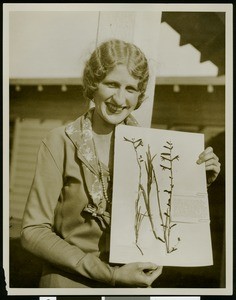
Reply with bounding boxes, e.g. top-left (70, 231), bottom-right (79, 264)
top-left (65, 108), bottom-right (139, 231)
